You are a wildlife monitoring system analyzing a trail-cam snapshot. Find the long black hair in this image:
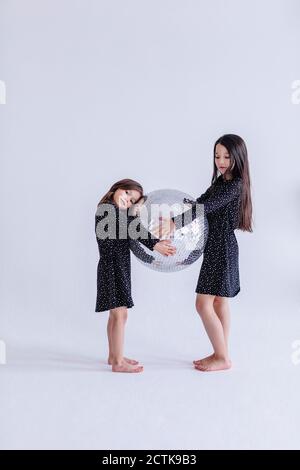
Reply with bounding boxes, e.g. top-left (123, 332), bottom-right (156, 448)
top-left (212, 134), bottom-right (253, 232)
